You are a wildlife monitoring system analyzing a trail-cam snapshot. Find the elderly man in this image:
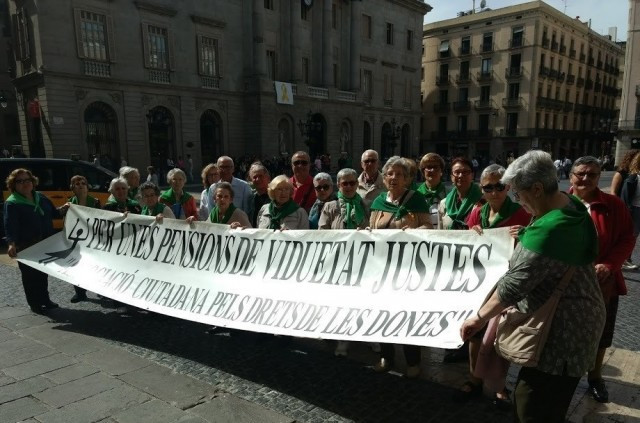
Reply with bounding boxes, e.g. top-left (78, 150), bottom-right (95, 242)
top-left (208, 156), bottom-right (253, 217)
top-left (357, 149), bottom-right (385, 208)
top-left (249, 162), bottom-right (271, 227)
top-left (290, 151), bottom-right (316, 212)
